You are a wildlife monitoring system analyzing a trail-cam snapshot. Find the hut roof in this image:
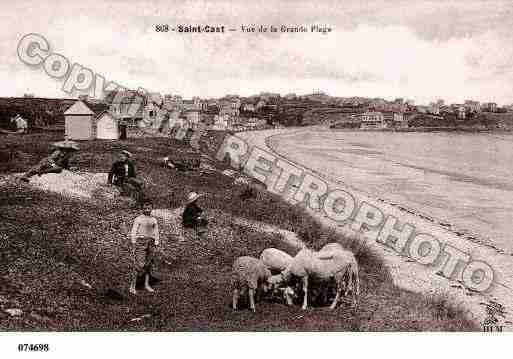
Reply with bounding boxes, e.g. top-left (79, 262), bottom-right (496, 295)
top-left (63, 100), bottom-right (94, 116)
top-left (94, 110), bottom-right (120, 121)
